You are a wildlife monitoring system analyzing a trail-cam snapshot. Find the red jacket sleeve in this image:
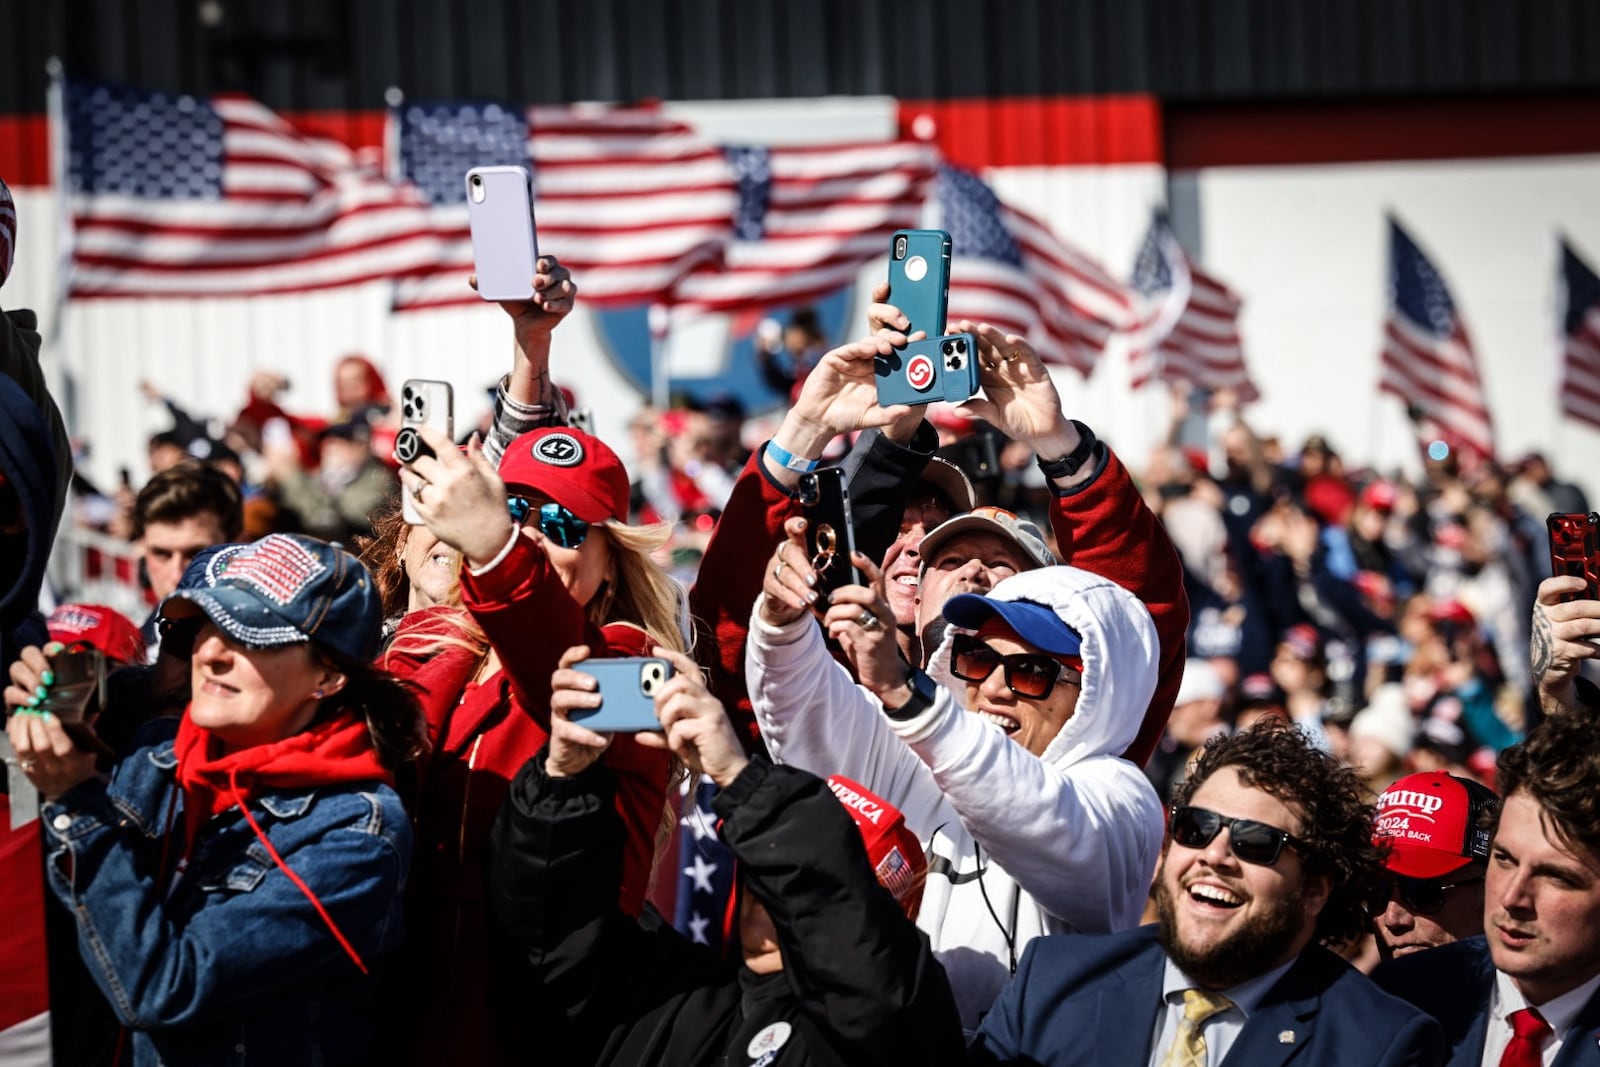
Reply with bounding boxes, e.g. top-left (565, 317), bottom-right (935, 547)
top-left (1048, 447), bottom-right (1190, 767)
top-left (458, 533), bottom-right (605, 729)
top-left (688, 449), bottom-right (795, 745)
